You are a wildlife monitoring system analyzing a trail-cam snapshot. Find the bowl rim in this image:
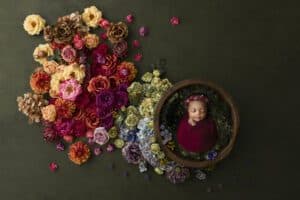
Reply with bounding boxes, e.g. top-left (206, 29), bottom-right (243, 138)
top-left (154, 79), bottom-right (240, 168)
